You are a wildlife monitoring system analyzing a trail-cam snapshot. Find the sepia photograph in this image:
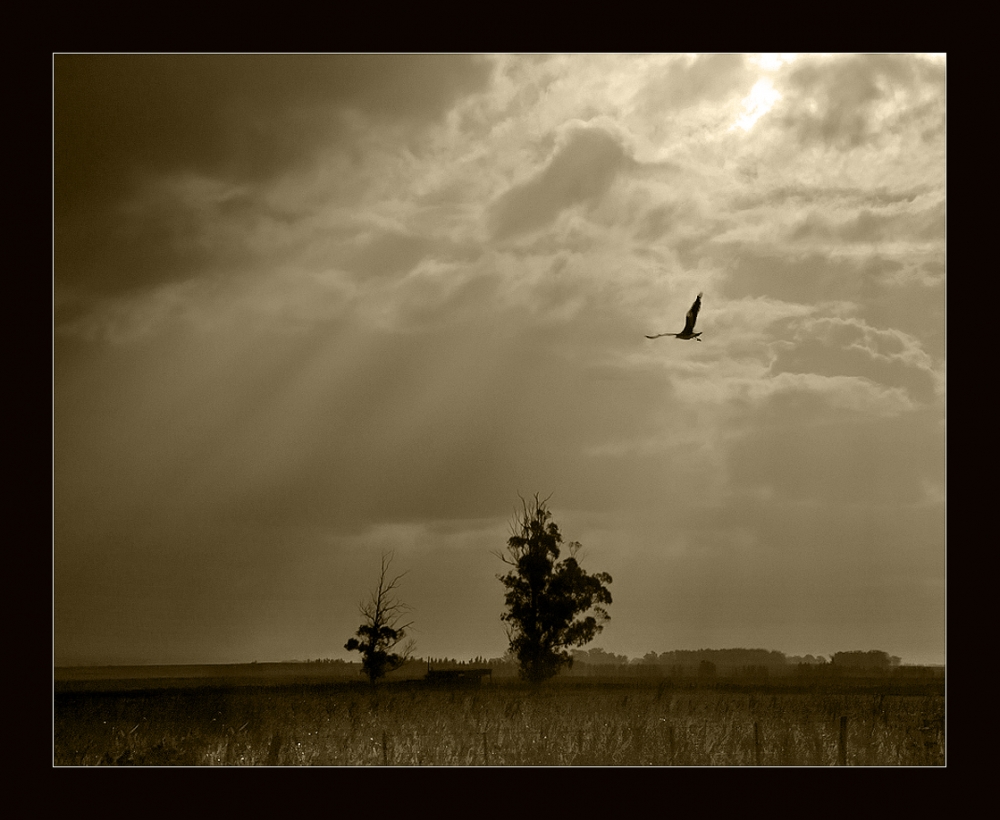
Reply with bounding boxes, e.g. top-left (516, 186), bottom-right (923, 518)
top-left (54, 53), bottom-right (945, 766)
